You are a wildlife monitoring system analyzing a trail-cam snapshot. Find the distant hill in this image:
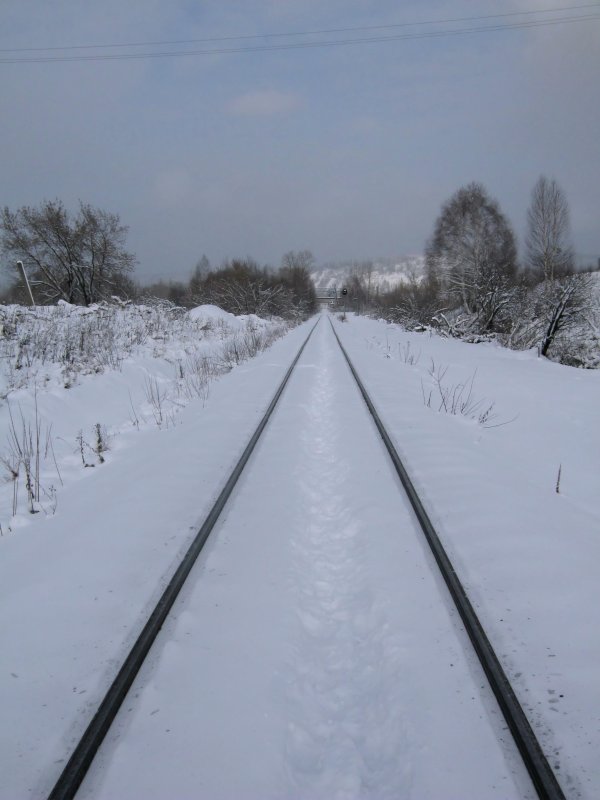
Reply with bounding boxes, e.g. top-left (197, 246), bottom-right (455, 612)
top-left (311, 255), bottom-right (425, 293)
